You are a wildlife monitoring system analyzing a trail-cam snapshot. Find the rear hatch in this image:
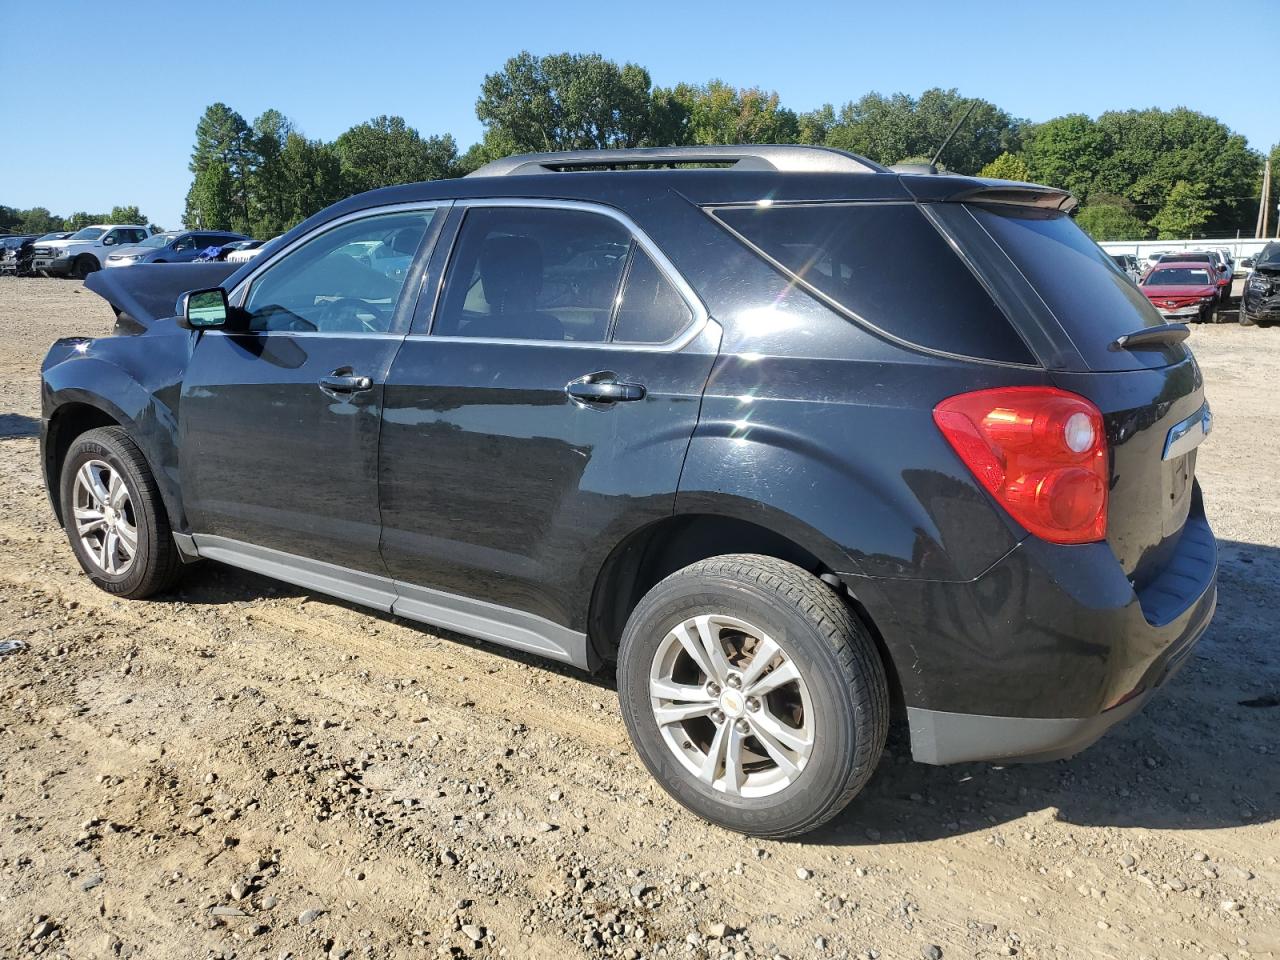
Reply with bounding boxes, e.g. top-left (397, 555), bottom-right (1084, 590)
top-left (939, 199), bottom-right (1207, 589)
